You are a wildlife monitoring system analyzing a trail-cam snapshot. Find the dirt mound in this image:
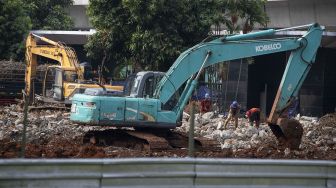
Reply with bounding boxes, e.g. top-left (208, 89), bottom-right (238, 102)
top-left (318, 113), bottom-right (336, 127)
